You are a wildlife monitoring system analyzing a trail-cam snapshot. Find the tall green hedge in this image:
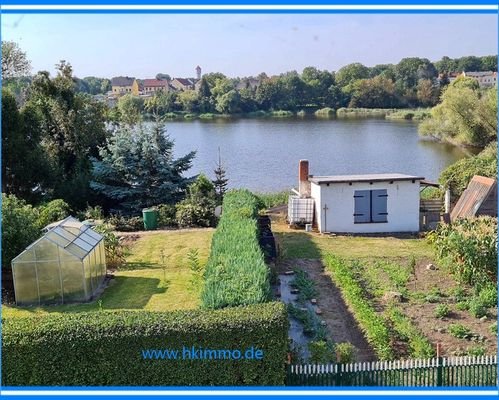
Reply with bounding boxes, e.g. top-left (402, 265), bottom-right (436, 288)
top-left (2, 302), bottom-right (288, 386)
top-left (201, 189), bottom-right (270, 309)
